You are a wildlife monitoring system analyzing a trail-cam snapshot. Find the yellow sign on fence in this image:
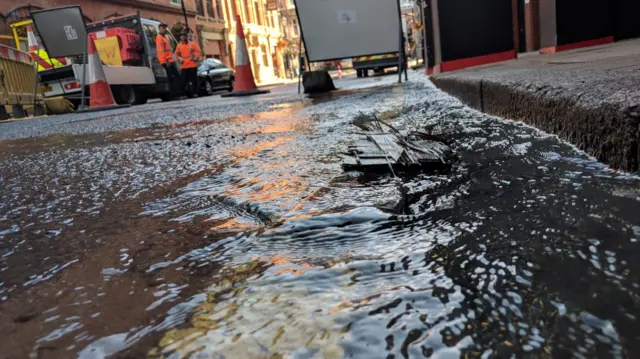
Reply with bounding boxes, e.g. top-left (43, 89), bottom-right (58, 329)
top-left (94, 36), bottom-right (122, 66)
